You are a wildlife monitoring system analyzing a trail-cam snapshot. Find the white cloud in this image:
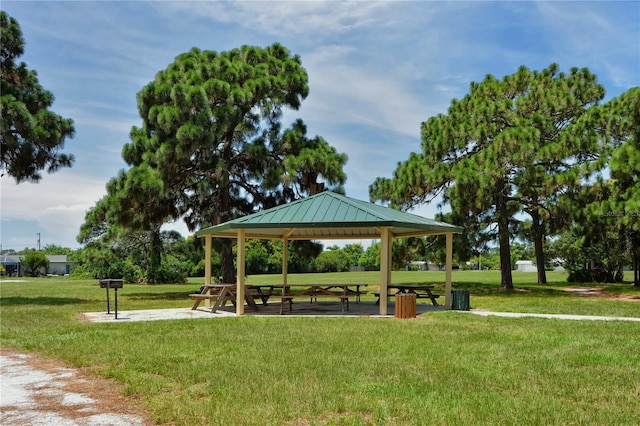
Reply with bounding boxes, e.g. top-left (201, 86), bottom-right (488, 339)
top-left (160, 1), bottom-right (390, 39)
top-left (302, 45), bottom-right (430, 138)
top-left (45, 203), bottom-right (91, 213)
top-left (1, 171), bottom-right (107, 248)
top-left (534, 2), bottom-right (640, 92)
